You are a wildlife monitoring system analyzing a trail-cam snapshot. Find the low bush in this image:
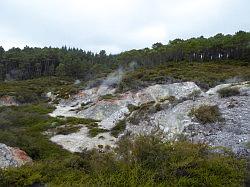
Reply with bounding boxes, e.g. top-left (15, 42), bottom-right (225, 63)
top-left (217, 87), bottom-right (240, 98)
top-left (159, 95), bottom-right (176, 103)
top-left (127, 104), bottom-right (140, 113)
top-left (55, 125), bottom-right (81, 135)
top-left (65, 117), bottom-right (99, 127)
top-left (100, 94), bottom-right (116, 100)
top-left (0, 104), bottom-right (70, 160)
top-left (110, 119), bottom-right (126, 138)
top-left (190, 105), bottom-right (223, 124)
top-left (80, 101), bottom-right (93, 109)
top-left (0, 135), bottom-right (247, 186)
top-left (127, 101), bottom-right (156, 125)
top-left (0, 77), bottom-right (79, 104)
top-left (88, 127), bottom-right (109, 137)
